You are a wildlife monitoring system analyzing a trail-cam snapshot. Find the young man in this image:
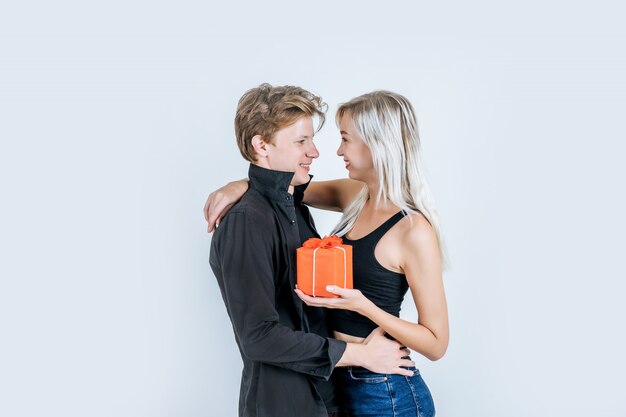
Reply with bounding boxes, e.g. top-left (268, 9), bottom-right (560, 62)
top-left (209, 84), bottom-right (413, 417)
